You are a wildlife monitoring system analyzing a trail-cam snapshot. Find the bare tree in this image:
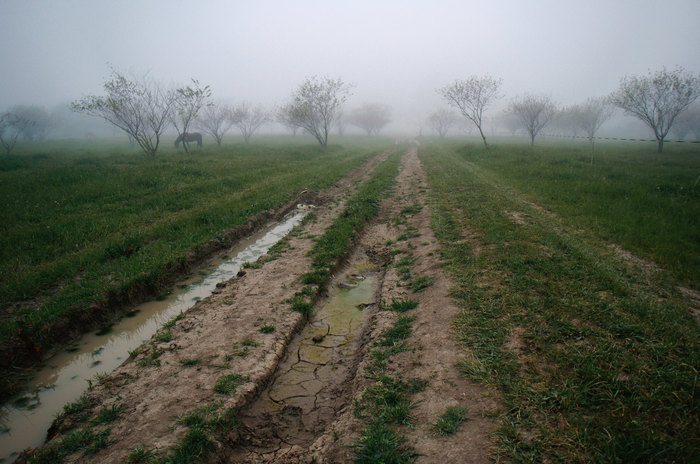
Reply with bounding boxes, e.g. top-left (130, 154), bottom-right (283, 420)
top-left (277, 103), bottom-right (301, 136)
top-left (231, 103), bottom-right (270, 144)
top-left (572, 97), bottom-right (614, 147)
top-left (286, 76), bottom-right (352, 147)
top-left (347, 103), bottom-right (391, 136)
top-left (198, 102), bottom-right (234, 146)
top-left (438, 75), bottom-right (502, 148)
top-left (611, 67), bottom-right (700, 152)
top-left (172, 79), bottom-right (211, 153)
top-left (509, 94), bottom-right (558, 145)
top-left (0, 112), bottom-right (23, 154)
top-left (8, 105), bottom-right (51, 141)
top-left (72, 70), bottom-right (176, 157)
top-left (427, 108), bottom-right (458, 138)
